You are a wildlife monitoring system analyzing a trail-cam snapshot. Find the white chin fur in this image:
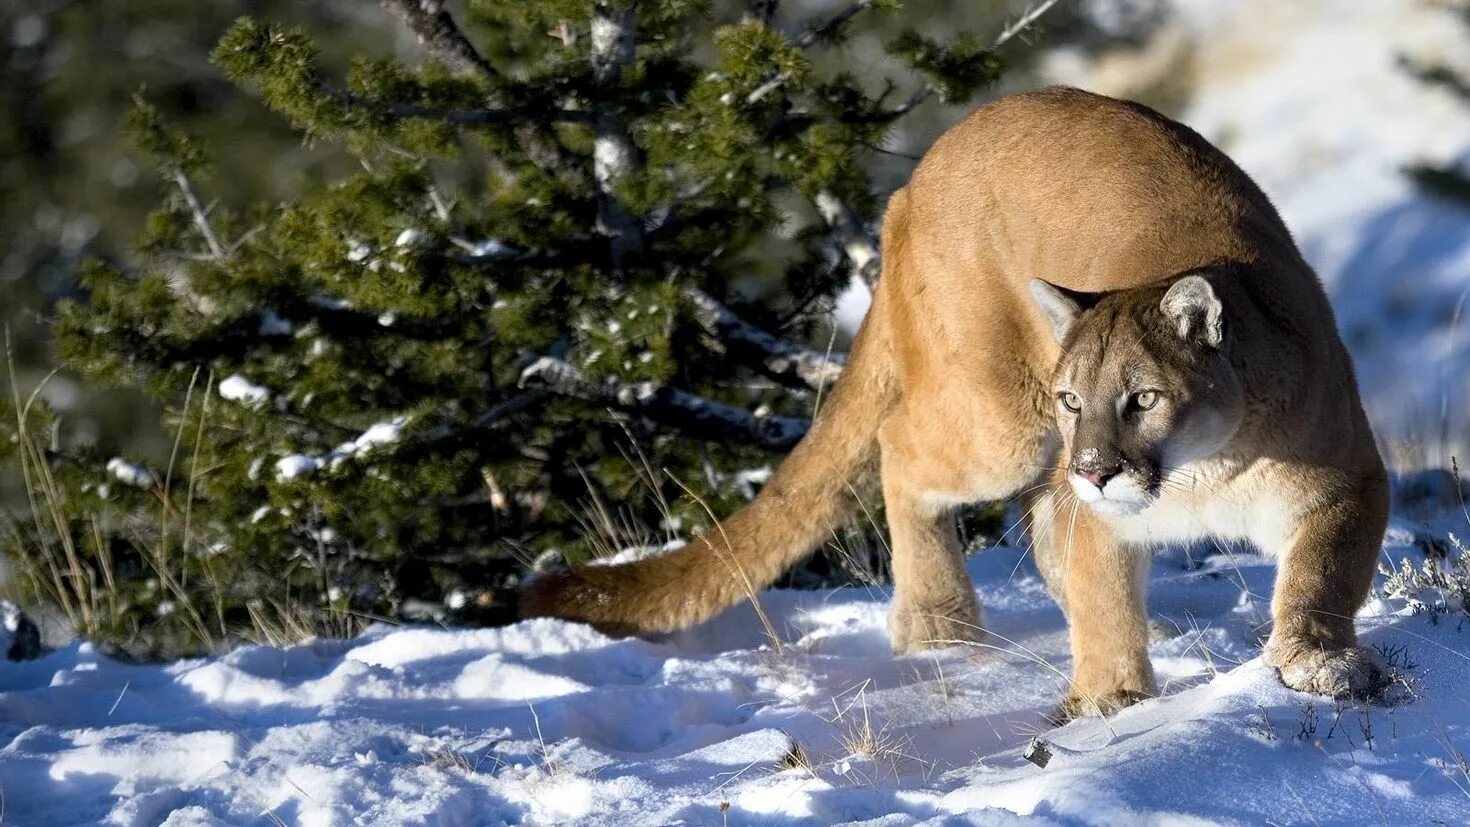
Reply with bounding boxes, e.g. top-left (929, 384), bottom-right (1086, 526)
top-left (1069, 474), bottom-right (1153, 516)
